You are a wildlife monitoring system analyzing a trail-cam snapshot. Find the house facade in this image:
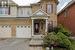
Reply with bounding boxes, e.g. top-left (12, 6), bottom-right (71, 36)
top-left (0, 0), bottom-right (58, 38)
top-left (57, 0), bottom-right (75, 36)
top-left (0, 0), bottom-right (58, 50)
